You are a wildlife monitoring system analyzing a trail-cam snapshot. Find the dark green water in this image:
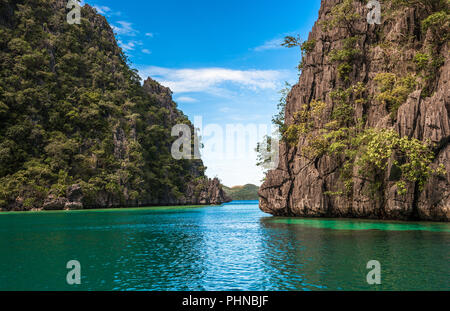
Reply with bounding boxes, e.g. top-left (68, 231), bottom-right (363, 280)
top-left (0, 200), bottom-right (449, 291)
